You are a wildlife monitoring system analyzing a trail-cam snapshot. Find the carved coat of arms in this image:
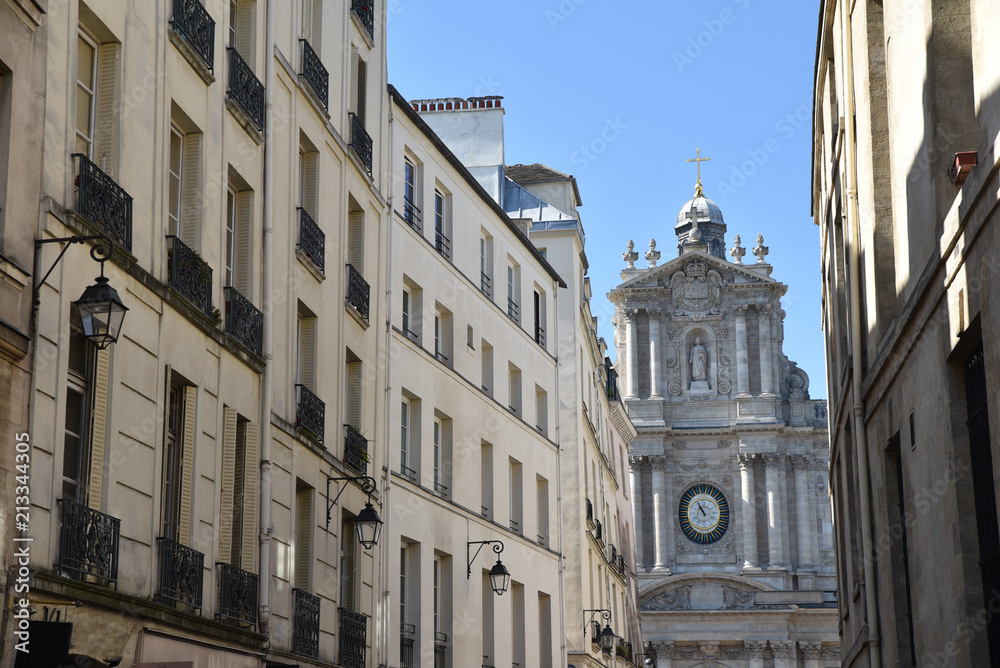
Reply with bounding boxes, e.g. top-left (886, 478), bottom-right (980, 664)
top-left (669, 261), bottom-right (725, 319)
